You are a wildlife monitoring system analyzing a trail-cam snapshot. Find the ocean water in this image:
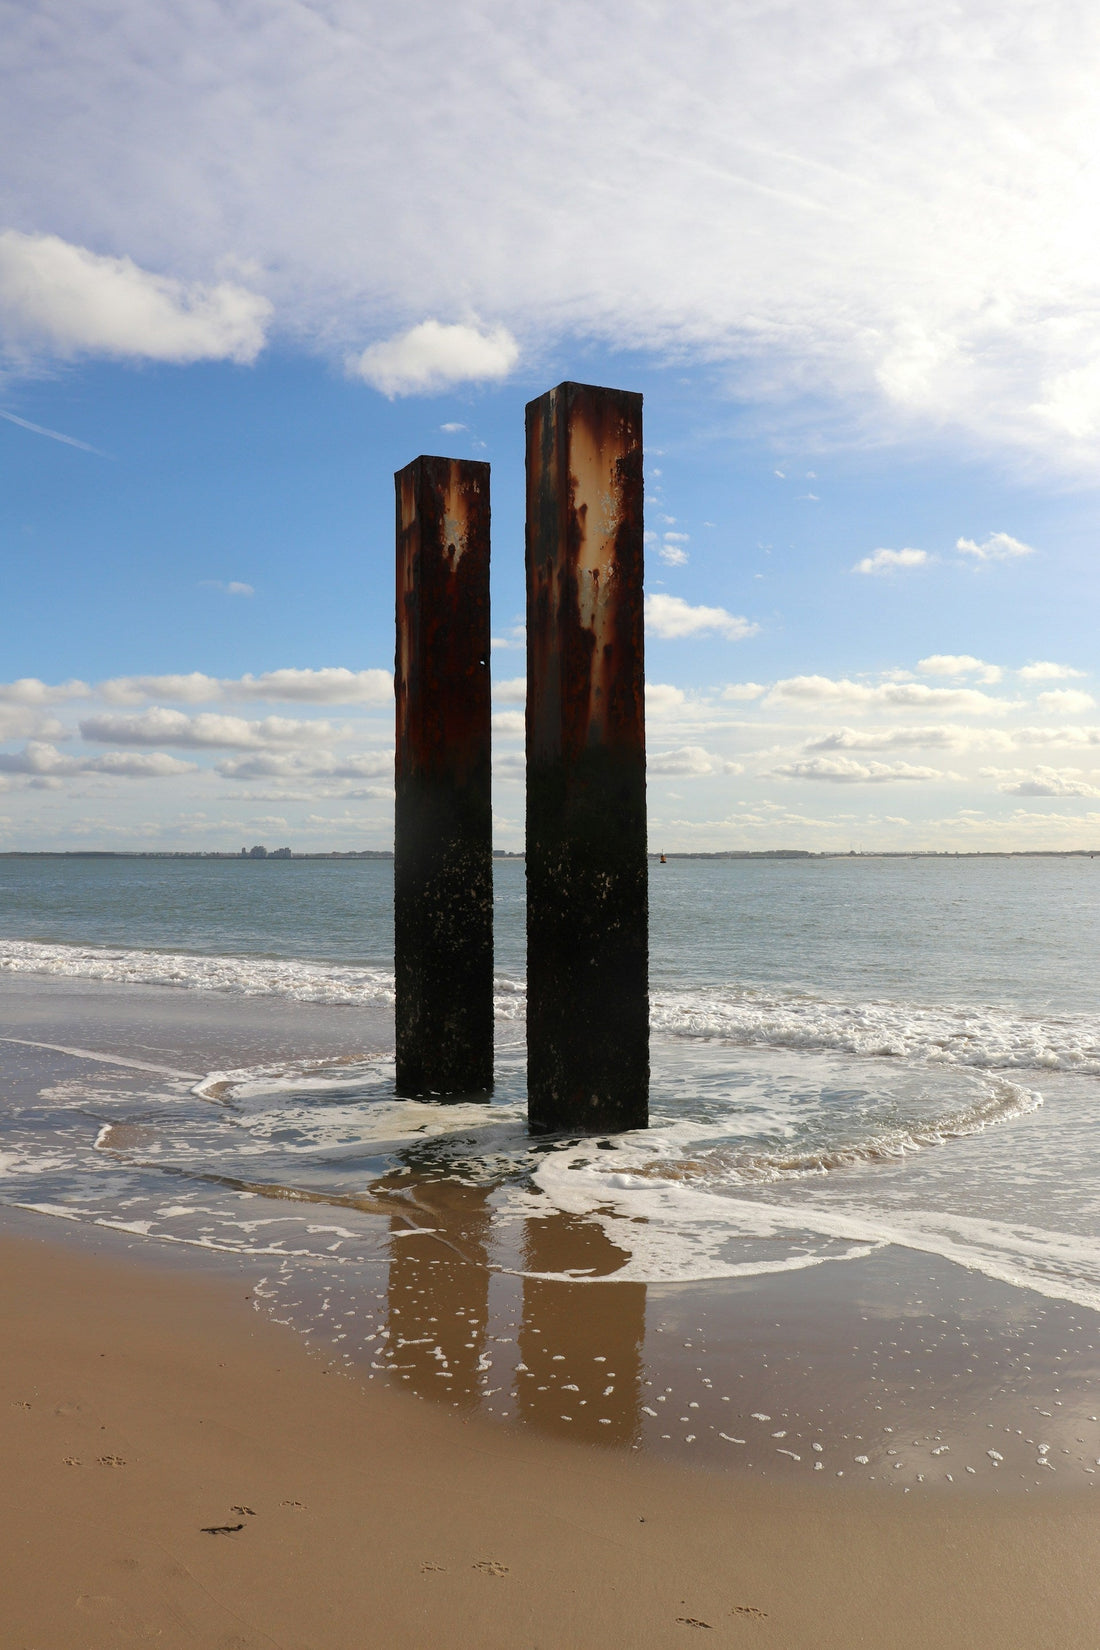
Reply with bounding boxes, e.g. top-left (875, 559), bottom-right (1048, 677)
top-left (2, 853), bottom-right (1099, 1486)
